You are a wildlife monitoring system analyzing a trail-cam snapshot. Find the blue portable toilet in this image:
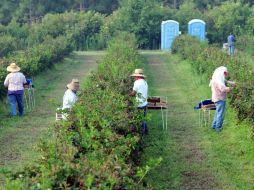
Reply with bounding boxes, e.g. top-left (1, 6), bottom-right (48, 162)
top-left (161, 20), bottom-right (180, 50)
top-left (188, 19), bottom-right (206, 41)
